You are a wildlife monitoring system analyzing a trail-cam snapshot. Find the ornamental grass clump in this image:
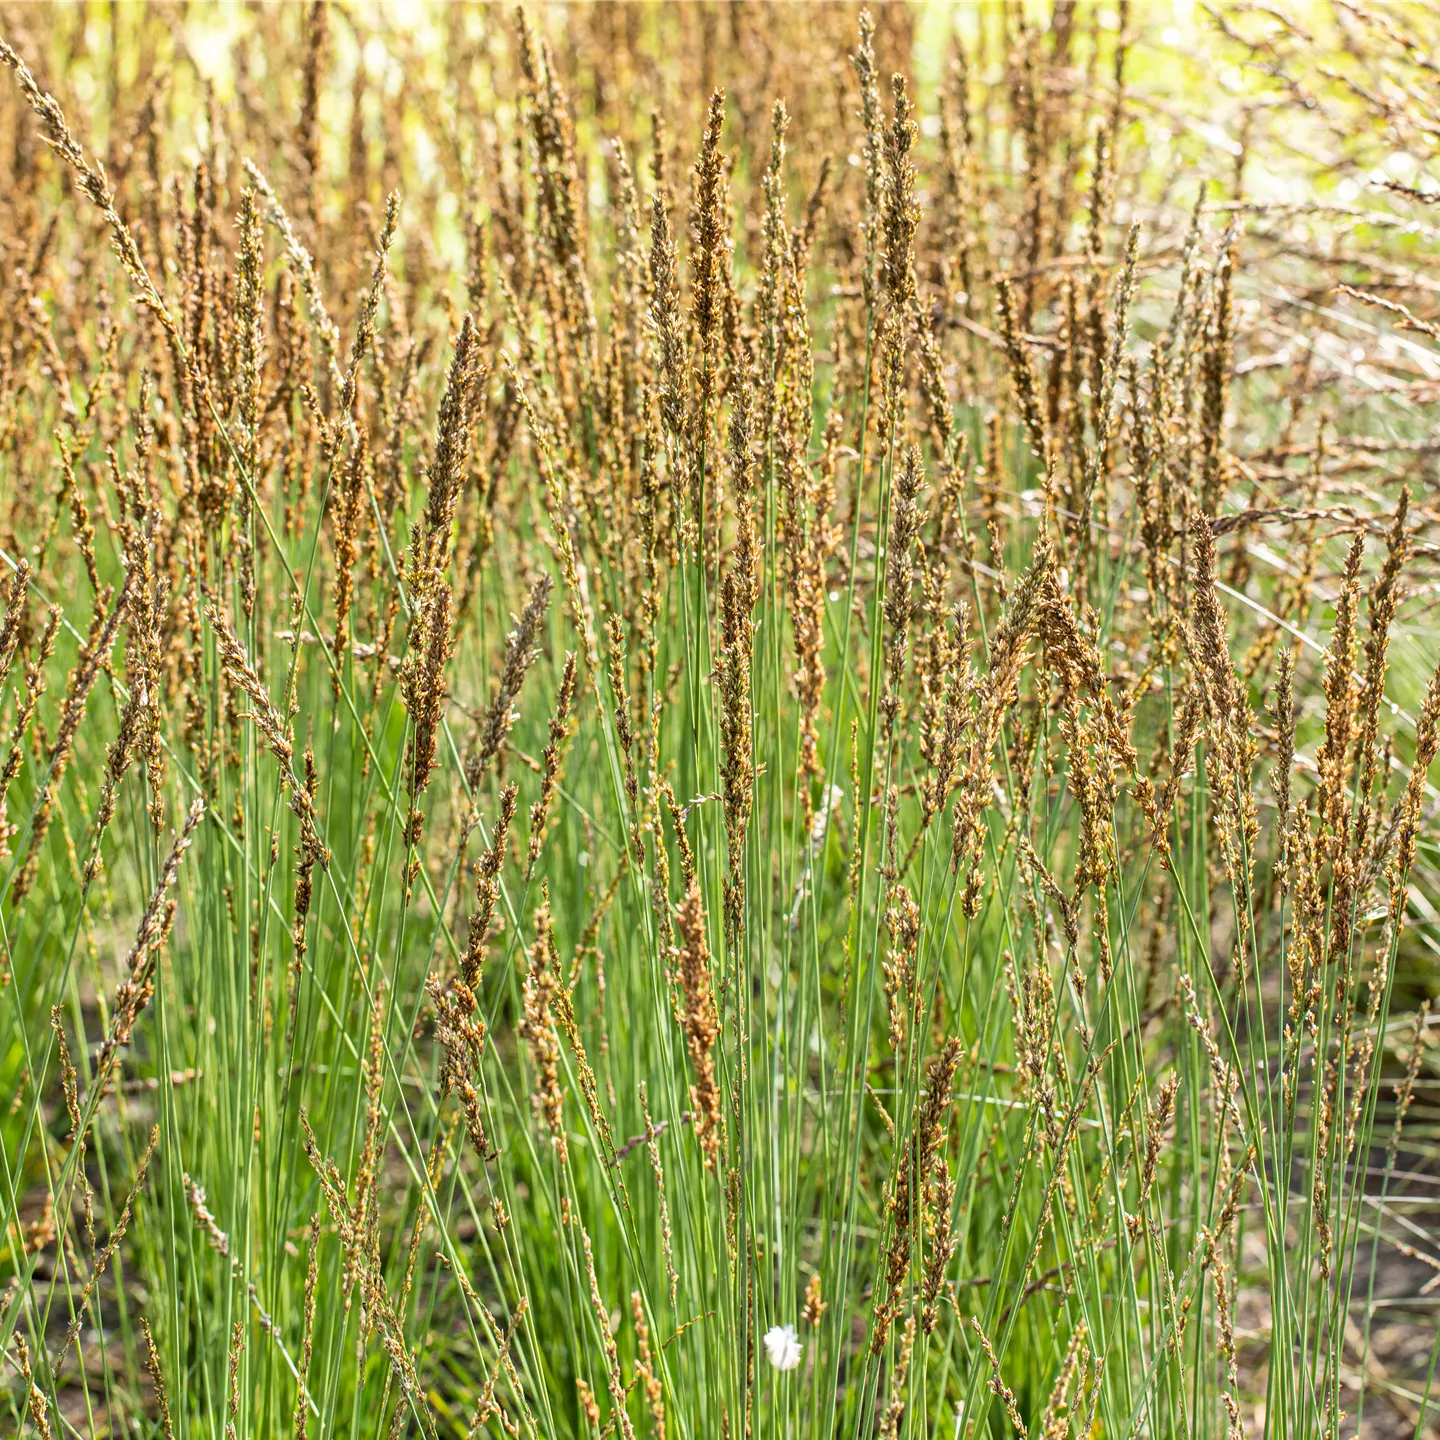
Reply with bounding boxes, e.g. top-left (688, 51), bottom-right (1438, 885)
top-left (3, 5), bottom-right (1440, 1438)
